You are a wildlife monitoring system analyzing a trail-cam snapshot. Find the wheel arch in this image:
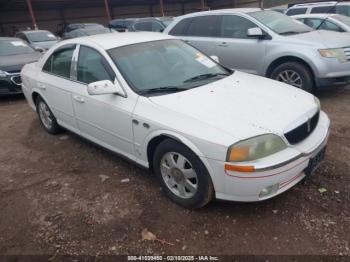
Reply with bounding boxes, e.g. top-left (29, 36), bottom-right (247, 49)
top-left (145, 130), bottom-right (206, 172)
top-left (265, 56), bottom-right (315, 80)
